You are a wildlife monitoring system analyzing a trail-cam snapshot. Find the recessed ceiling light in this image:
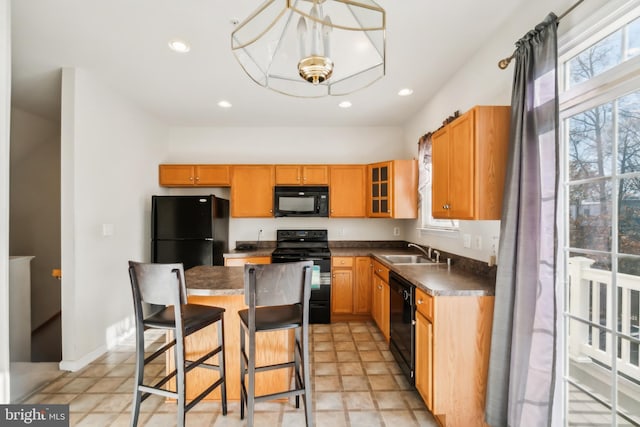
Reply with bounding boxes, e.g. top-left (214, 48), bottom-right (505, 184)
top-left (168, 39), bottom-right (191, 53)
top-left (398, 88), bottom-right (414, 96)
top-left (217, 100), bottom-right (232, 108)
top-left (339, 101), bottom-right (352, 108)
